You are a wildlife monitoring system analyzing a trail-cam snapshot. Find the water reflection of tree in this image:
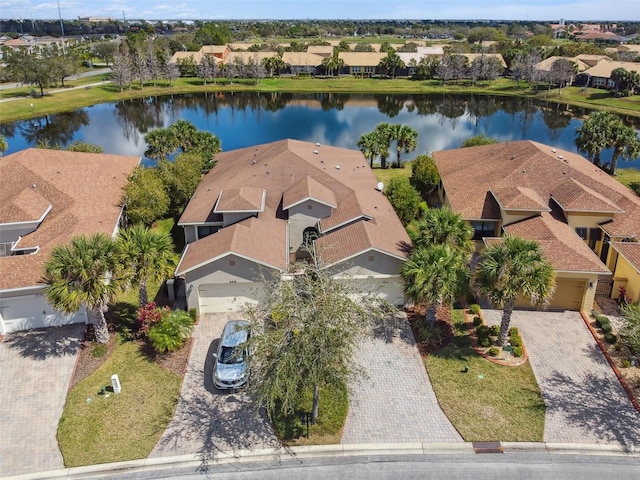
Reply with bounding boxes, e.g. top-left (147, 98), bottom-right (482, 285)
top-left (542, 103), bottom-right (573, 141)
top-left (410, 95), bottom-right (439, 116)
top-left (19, 110), bottom-right (89, 148)
top-left (114, 97), bottom-right (168, 144)
top-left (374, 94), bottom-right (405, 118)
top-left (467, 95), bottom-right (500, 133)
top-left (317, 93), bottom-right (349, 111)
top-left (0, 122), bottom-right (17, 138)
top-left (502, 96), bottom-right (539, 140)
top-left (437, 95), bottom-right (467, 129)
